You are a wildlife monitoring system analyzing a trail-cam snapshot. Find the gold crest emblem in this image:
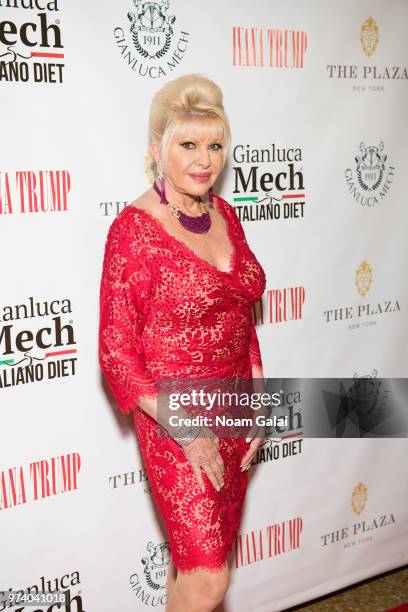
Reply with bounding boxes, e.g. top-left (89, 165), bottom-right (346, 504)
top-left (352, 482), bottom-right (368, 515)
top-left (360, 16), bottom-right (379, 58)
top-left (355, 260), bottom-right (373, 297)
